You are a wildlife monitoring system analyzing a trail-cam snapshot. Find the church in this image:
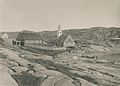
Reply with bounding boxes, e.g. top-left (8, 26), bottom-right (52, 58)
top-left (52, 25), bottom-right (75, 48)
